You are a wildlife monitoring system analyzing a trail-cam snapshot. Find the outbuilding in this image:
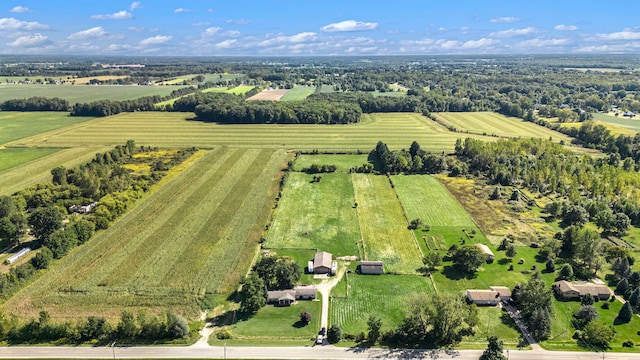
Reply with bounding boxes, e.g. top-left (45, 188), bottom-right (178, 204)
top-left (313, 252), bottom-right (333, 274)
top-left (475, 243), bottom-right (495, 262)
top-left (360, 260), bottom-right (384, 274)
